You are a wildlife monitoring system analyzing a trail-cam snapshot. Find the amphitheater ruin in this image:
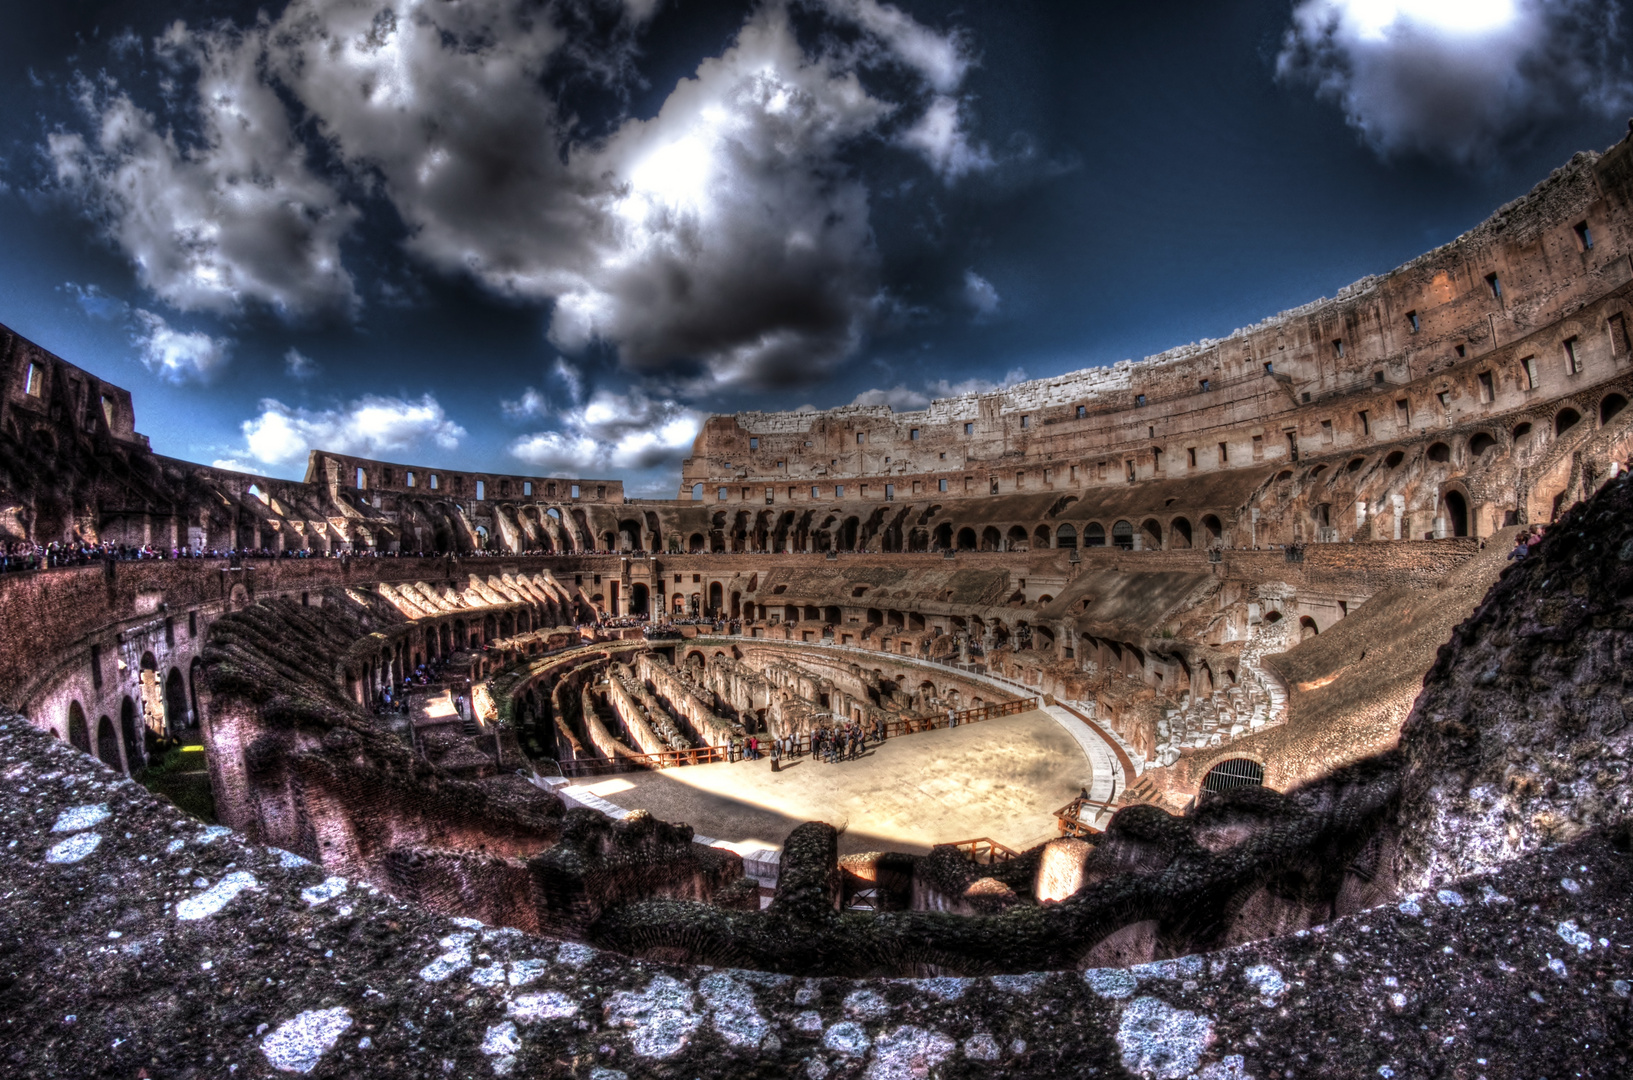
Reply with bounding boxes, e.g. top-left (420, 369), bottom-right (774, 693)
top-left (2, 137), bottom-right (1633, 1077)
